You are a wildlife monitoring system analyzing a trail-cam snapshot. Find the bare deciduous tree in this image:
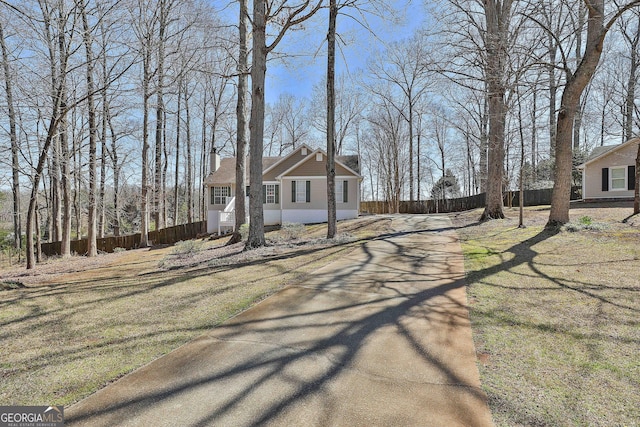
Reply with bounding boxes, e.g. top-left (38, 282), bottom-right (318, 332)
top-left (368, 34), bottom-right (431, 202)
top-left (0, 18), bottom-right (21, 251)
top-left (227, 0), bottom-right (249, 245)
top-left (326, 0), bottom-right (338, 238)
top-left (480, 0), bottom-right (513, 221)
top-left (549, 0), bottom-right (640, 226)
top-left (80, 0), bottom-right (98, 257)
top-left (246, 0), bottom-right (322, 249)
